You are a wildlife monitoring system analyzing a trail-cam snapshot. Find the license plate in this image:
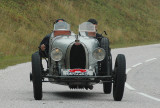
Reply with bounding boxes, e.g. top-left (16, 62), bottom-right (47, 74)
top-left (67, 69), bottom-right (87, 76)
